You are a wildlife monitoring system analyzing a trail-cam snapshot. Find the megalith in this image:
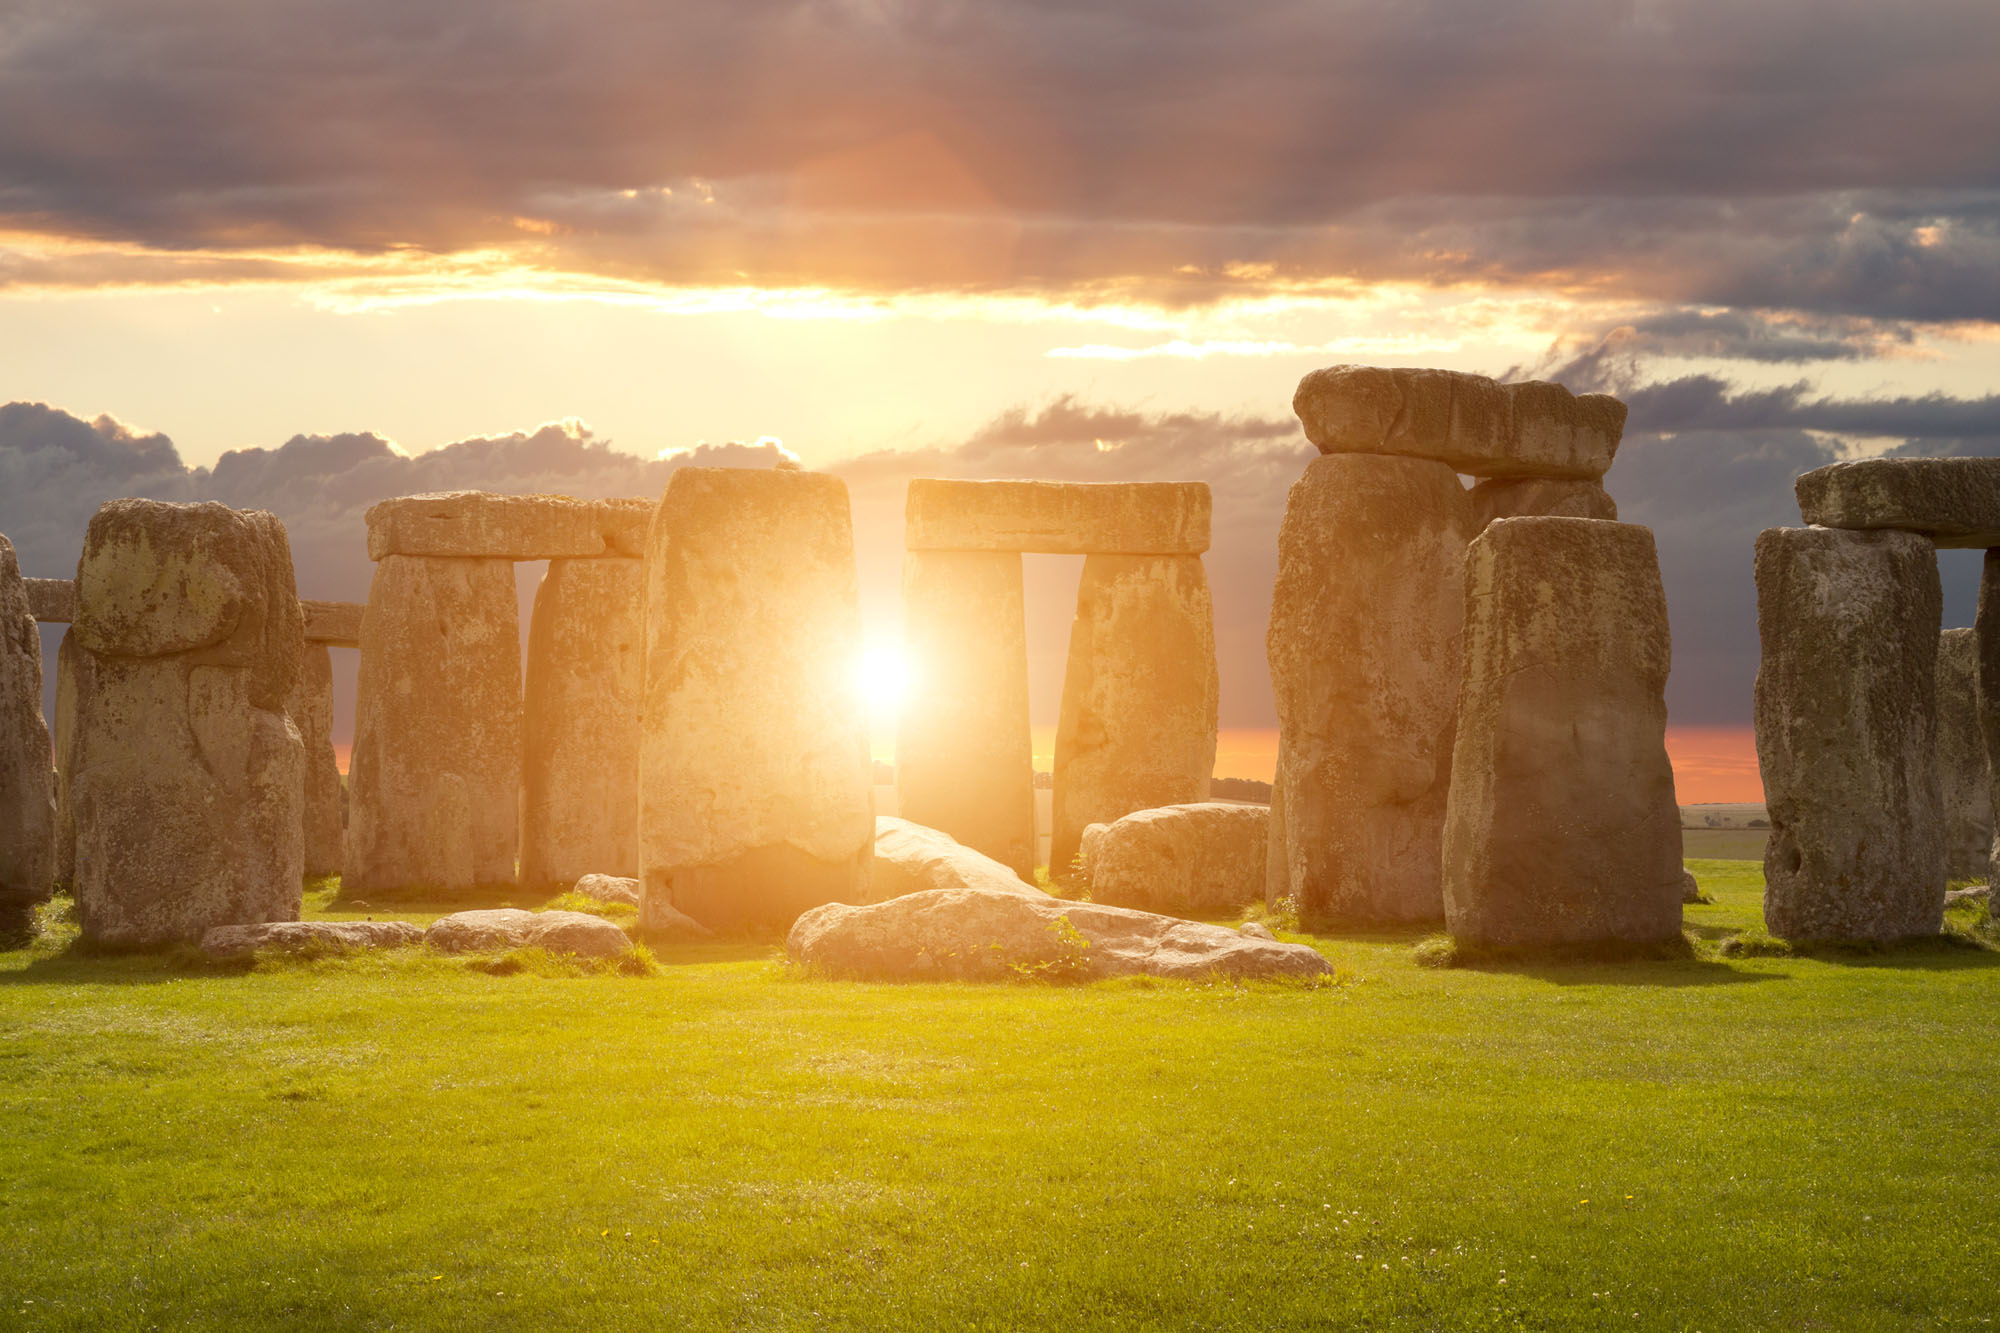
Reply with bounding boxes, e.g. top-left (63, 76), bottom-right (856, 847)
top-left (638, 468), bottom-right (874, 932)
top-left (1267, 453), bottom-right (1474, 926)
top-left (1935, 628), bottom-right (1992, 880)
top-left (289, 642), bottom-right (344, 878)
top-left (1754, 527), bottom-right (1944, 940)
top-left (1975, 551), bottom-right (2000, 888)
top-left (520, 556), bottom-right (644, 886)
top-left (1441, 518), bottom-right (1683, 947)
top-left (1050, 553), bottom-right (1218, 876)
top-left (61, 500), bottom-right (305, 945)
top-left (344, 555), bottom-right (521, 892)
top-left (1087, 802), bottom-right (1268, 915)
top-left (896, 550), bottom-right (1036, 878)
top-left (0, 534), bottom-right (55, 937)
top-left (1467, 476), bottom-right (1617, 527)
